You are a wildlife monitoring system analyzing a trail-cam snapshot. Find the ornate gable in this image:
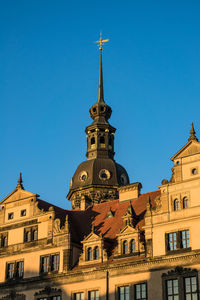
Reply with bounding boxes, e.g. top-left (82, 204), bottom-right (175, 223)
top-left (171, 140), bottom-right (200, 161)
